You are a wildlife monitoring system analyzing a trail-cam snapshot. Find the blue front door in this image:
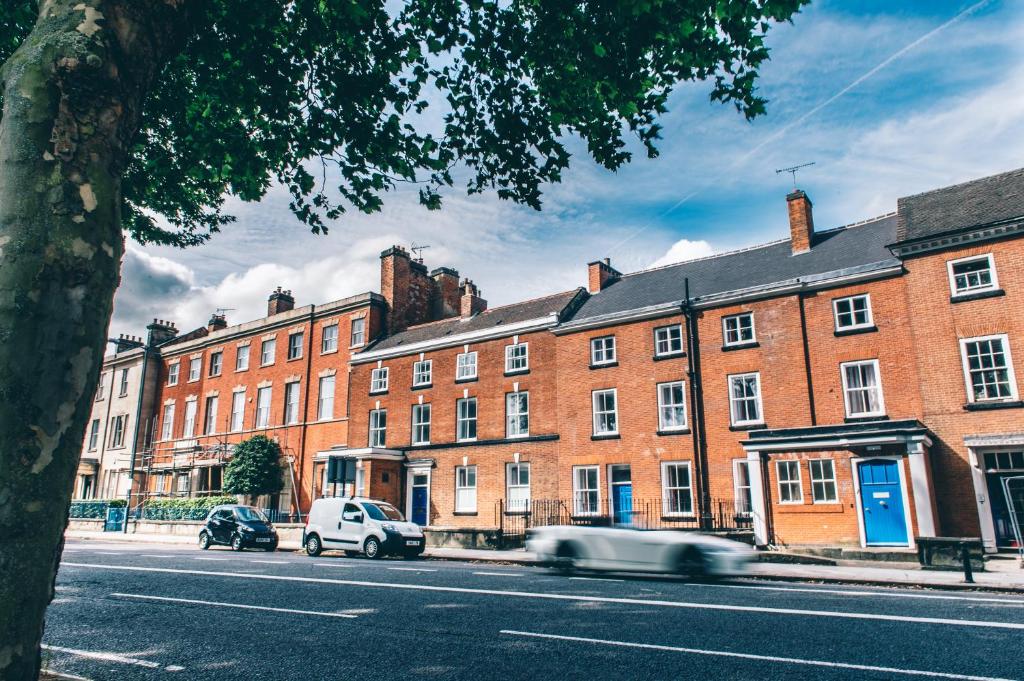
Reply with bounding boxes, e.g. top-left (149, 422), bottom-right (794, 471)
top-left (610, 465), bottom-right (633, 525)
top-left (411, 472), bottom-right (429, 526)
top-left (858, 459), bottom-right (908, 545)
